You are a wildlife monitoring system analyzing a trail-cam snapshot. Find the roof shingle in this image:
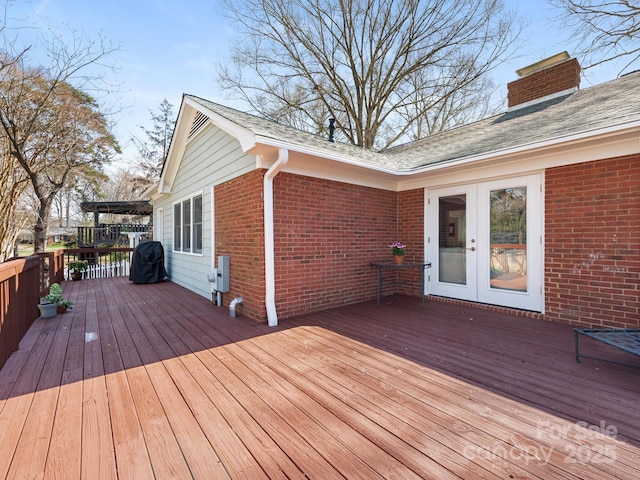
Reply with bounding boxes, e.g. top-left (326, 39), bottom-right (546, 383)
top-left (187, 70), bottom-right (640, 172)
